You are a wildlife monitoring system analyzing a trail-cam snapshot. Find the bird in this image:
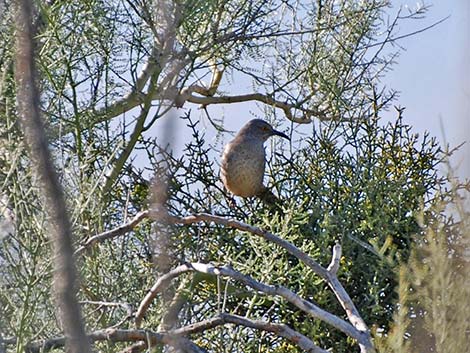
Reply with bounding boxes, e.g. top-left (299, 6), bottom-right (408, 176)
top-left (220, 119), bottom-right (289, 206)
